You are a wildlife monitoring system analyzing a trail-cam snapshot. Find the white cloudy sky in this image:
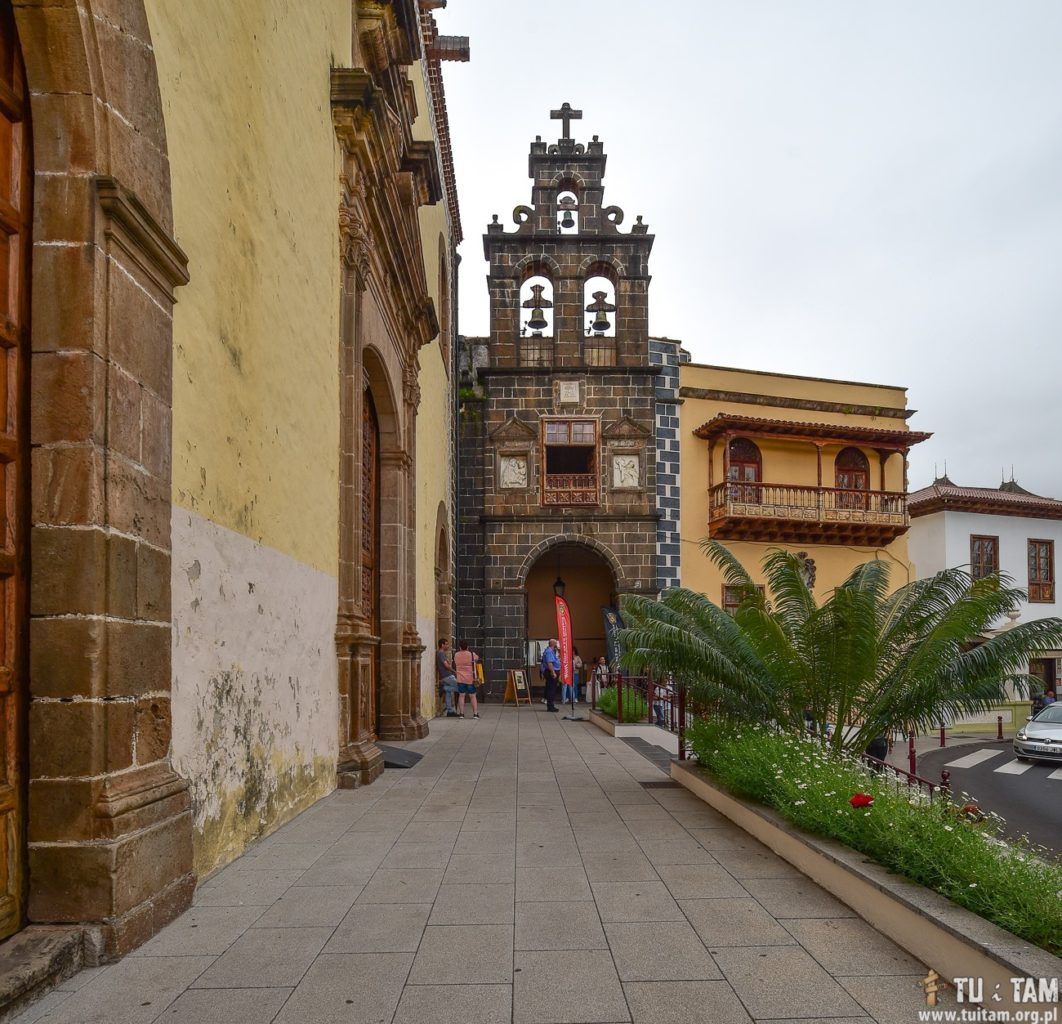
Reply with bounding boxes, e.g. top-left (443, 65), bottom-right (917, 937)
top-left (434, 0), bottom-right (1062, 495)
